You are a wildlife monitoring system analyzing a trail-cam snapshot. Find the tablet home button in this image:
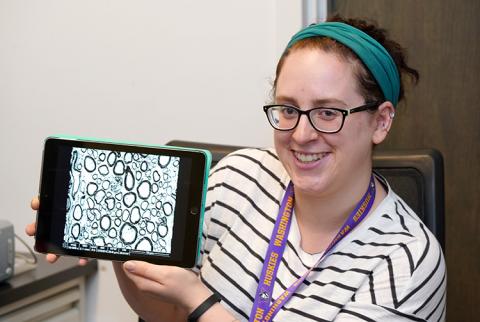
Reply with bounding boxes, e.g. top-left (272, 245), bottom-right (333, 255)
top-left (190, 207), bottom-right (199, 215)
